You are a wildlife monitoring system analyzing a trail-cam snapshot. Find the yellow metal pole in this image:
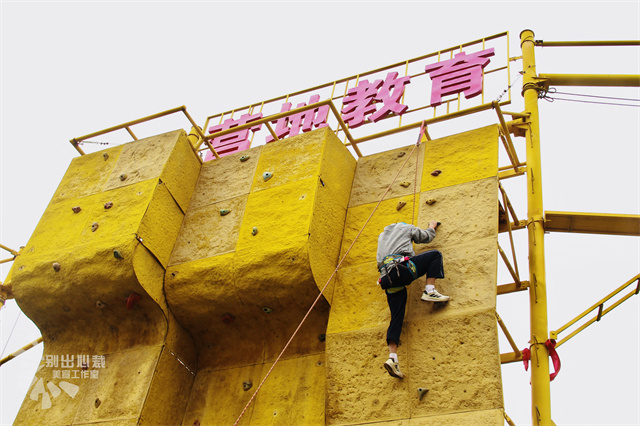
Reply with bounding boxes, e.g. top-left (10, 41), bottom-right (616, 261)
top-left (521, 29), bottom-right (552, 426)
top-left (0, 337), bottom-right (43, 367)
top-left (539, 73), bottom-right (640, 87)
